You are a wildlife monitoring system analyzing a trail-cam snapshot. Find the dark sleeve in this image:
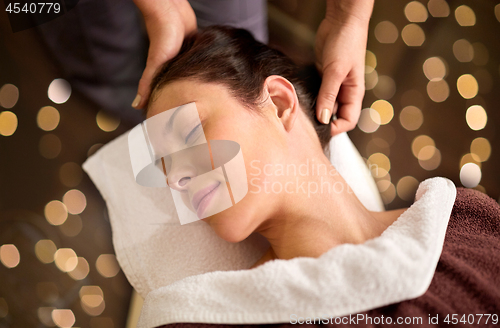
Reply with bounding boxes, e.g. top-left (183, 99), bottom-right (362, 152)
top-left (160, 188), bottom-right (500, 328)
